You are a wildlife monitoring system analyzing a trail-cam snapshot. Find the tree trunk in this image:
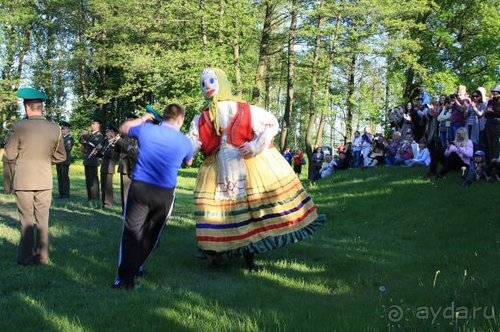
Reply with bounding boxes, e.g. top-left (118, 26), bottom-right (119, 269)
top-left (232, 36), bottom-right (242, 98)
top-left (279, 0), bottom-right (297, 152)
top-left (252, 1), bottom-right (275, 106)
top-left (403, 67), bottom-right (417, 102)
top-left (346, 53), bottom-right (356, 141)
top-left (14, 31), bottom-right (31, 83)
top-left (314, 111), bottom-right (326, 148)
top-left (319, 12), bottom-right (341, 149)
top-left (217, 0), bottom-right (225, 64)
top-left (199, 0), bottom-right (208, 54)
top-left (305, 0), bottom-right (324, 180)
top-left (228, 0), bottom-right (241, 98)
